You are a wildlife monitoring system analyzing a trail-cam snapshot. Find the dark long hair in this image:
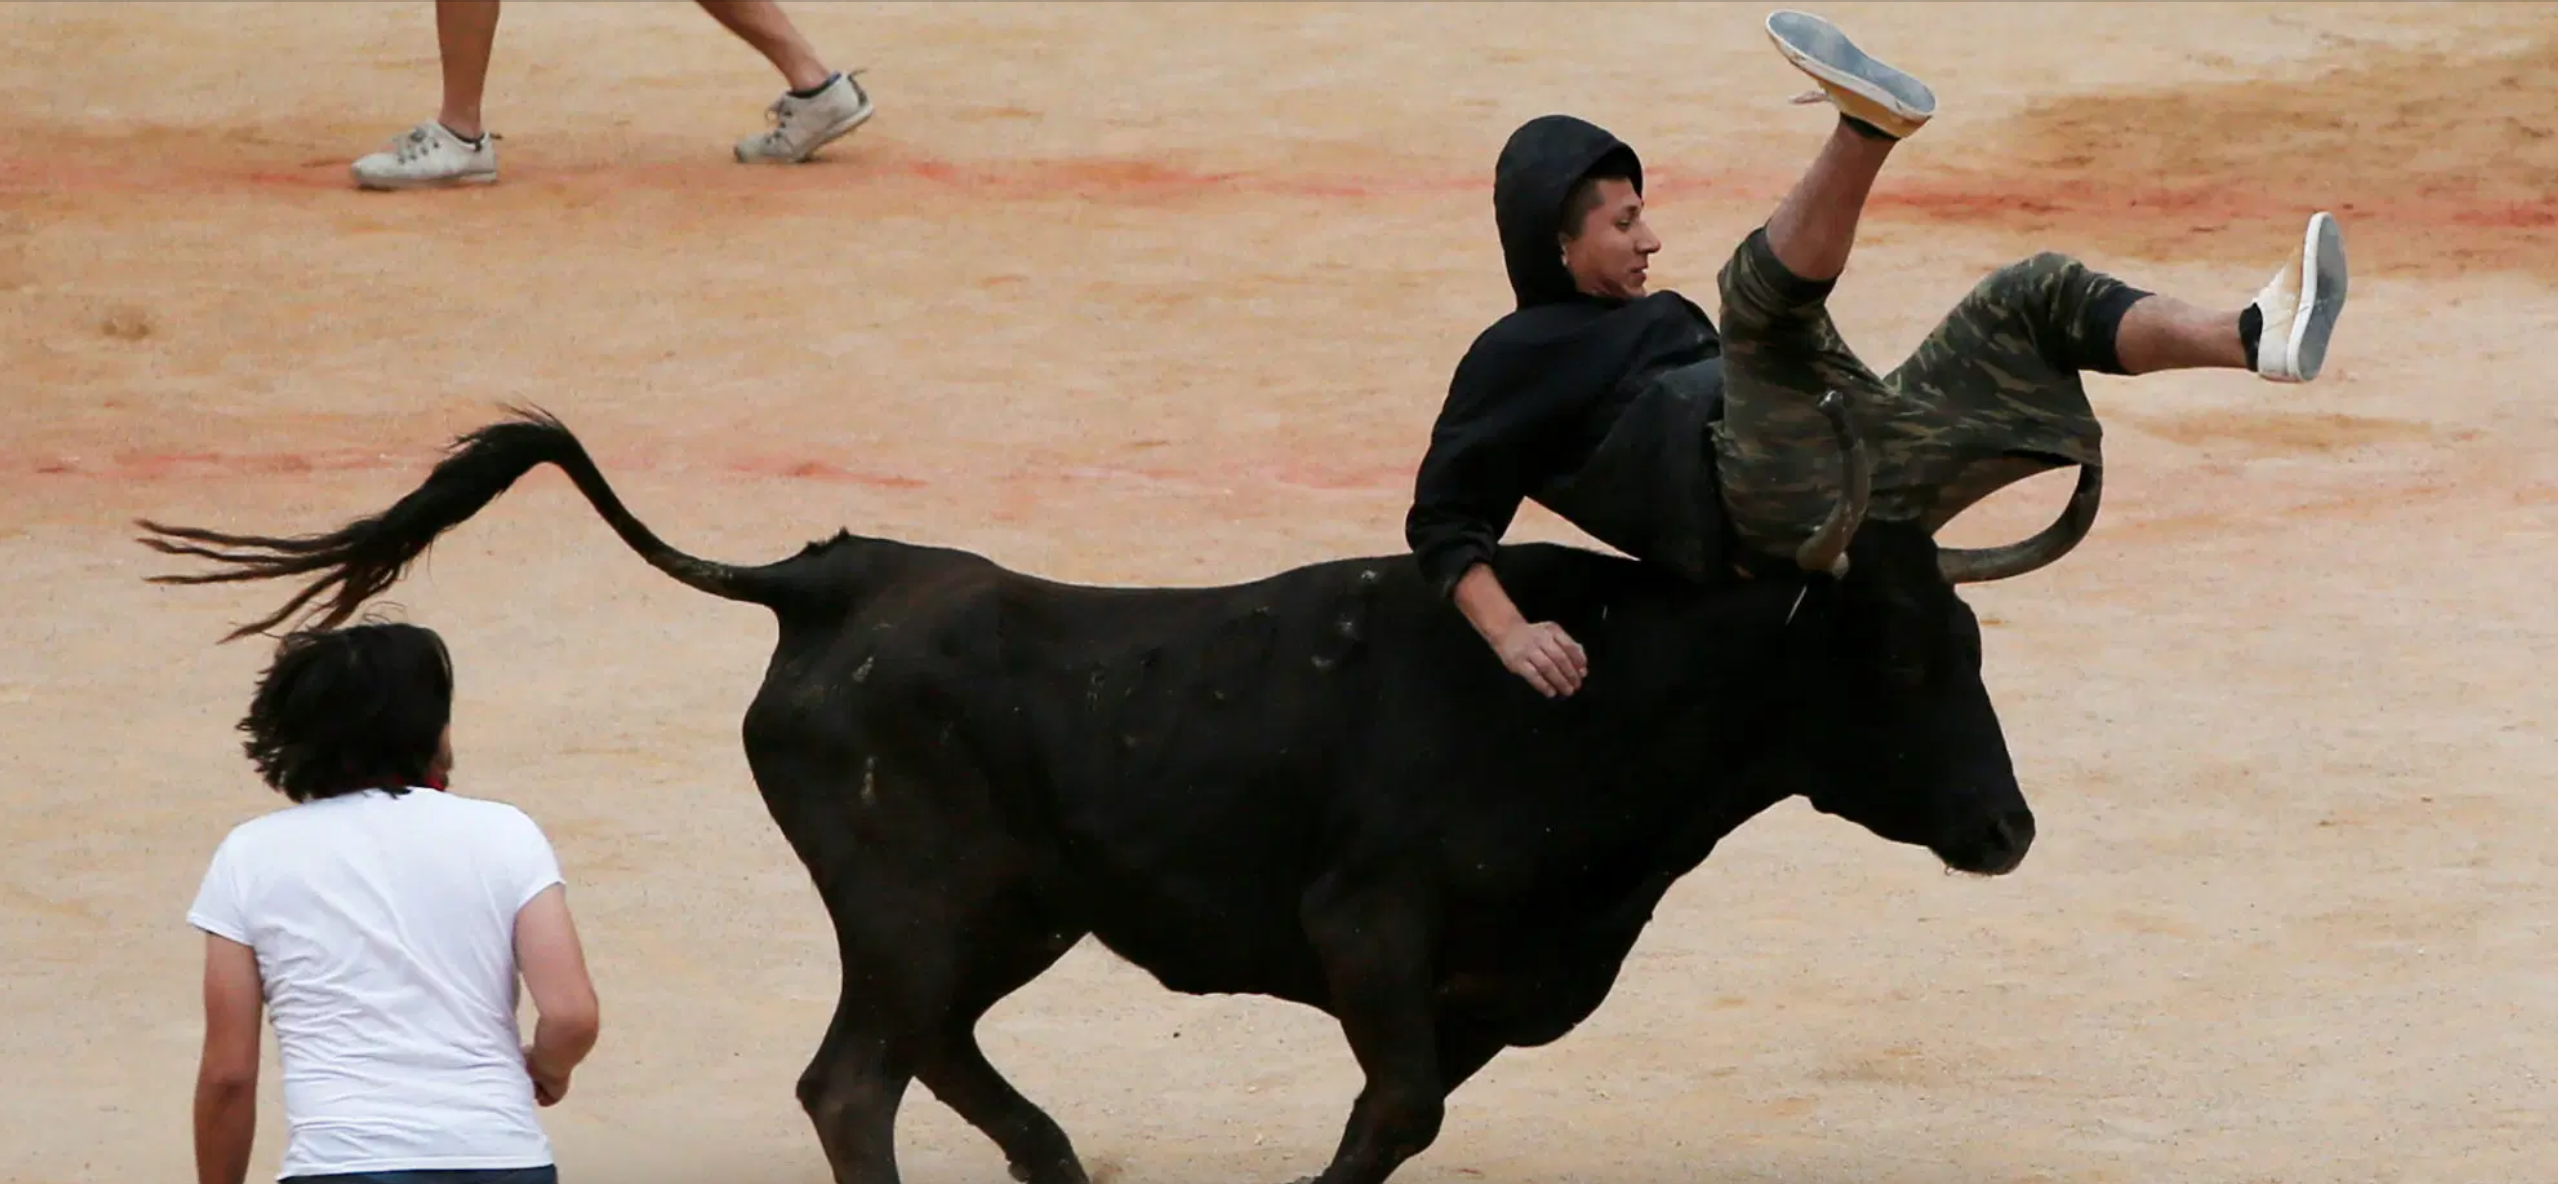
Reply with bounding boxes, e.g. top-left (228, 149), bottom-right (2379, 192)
top-left (238, 621), bottom-right (454, 802)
